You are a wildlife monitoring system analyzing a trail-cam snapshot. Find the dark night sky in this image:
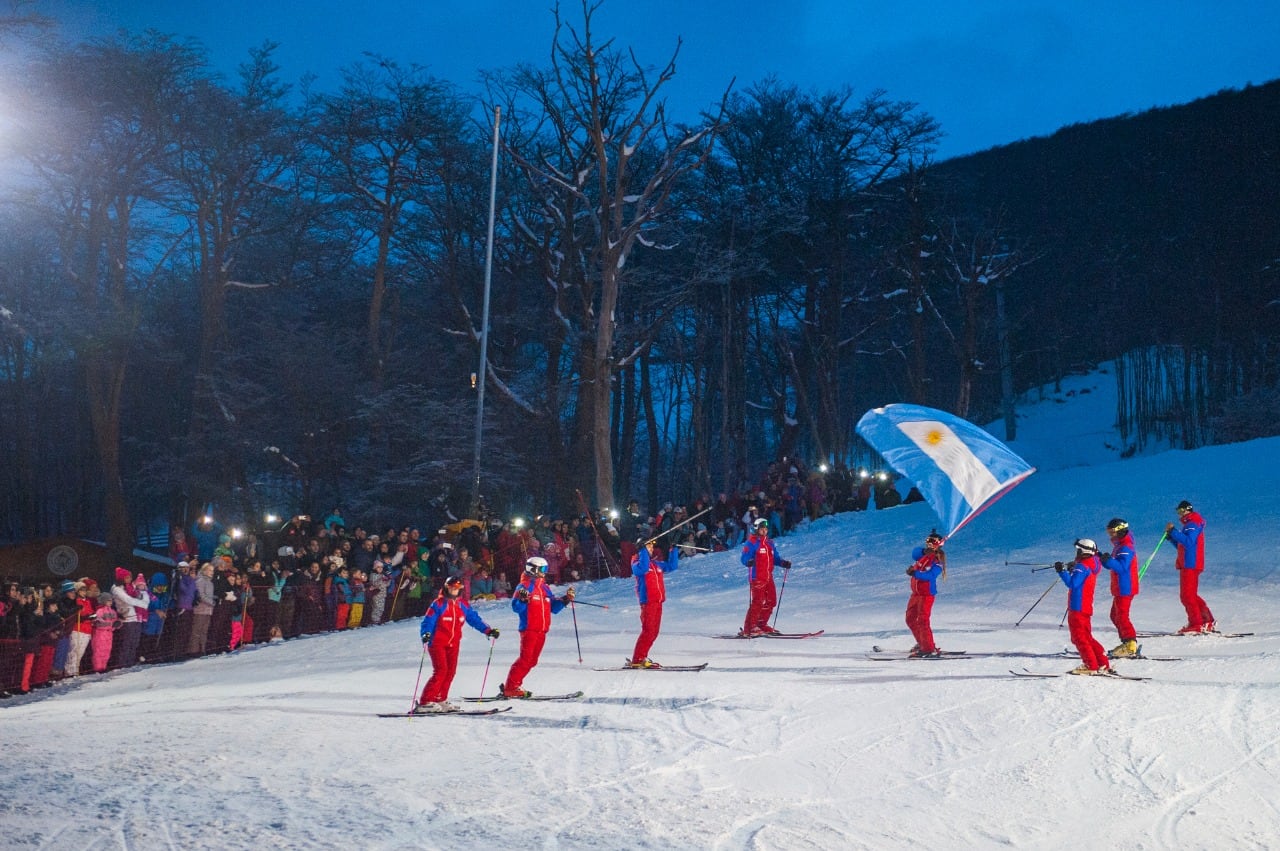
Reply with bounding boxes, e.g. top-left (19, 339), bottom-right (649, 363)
top-left (27, 0), bottom-right (1280, 159)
